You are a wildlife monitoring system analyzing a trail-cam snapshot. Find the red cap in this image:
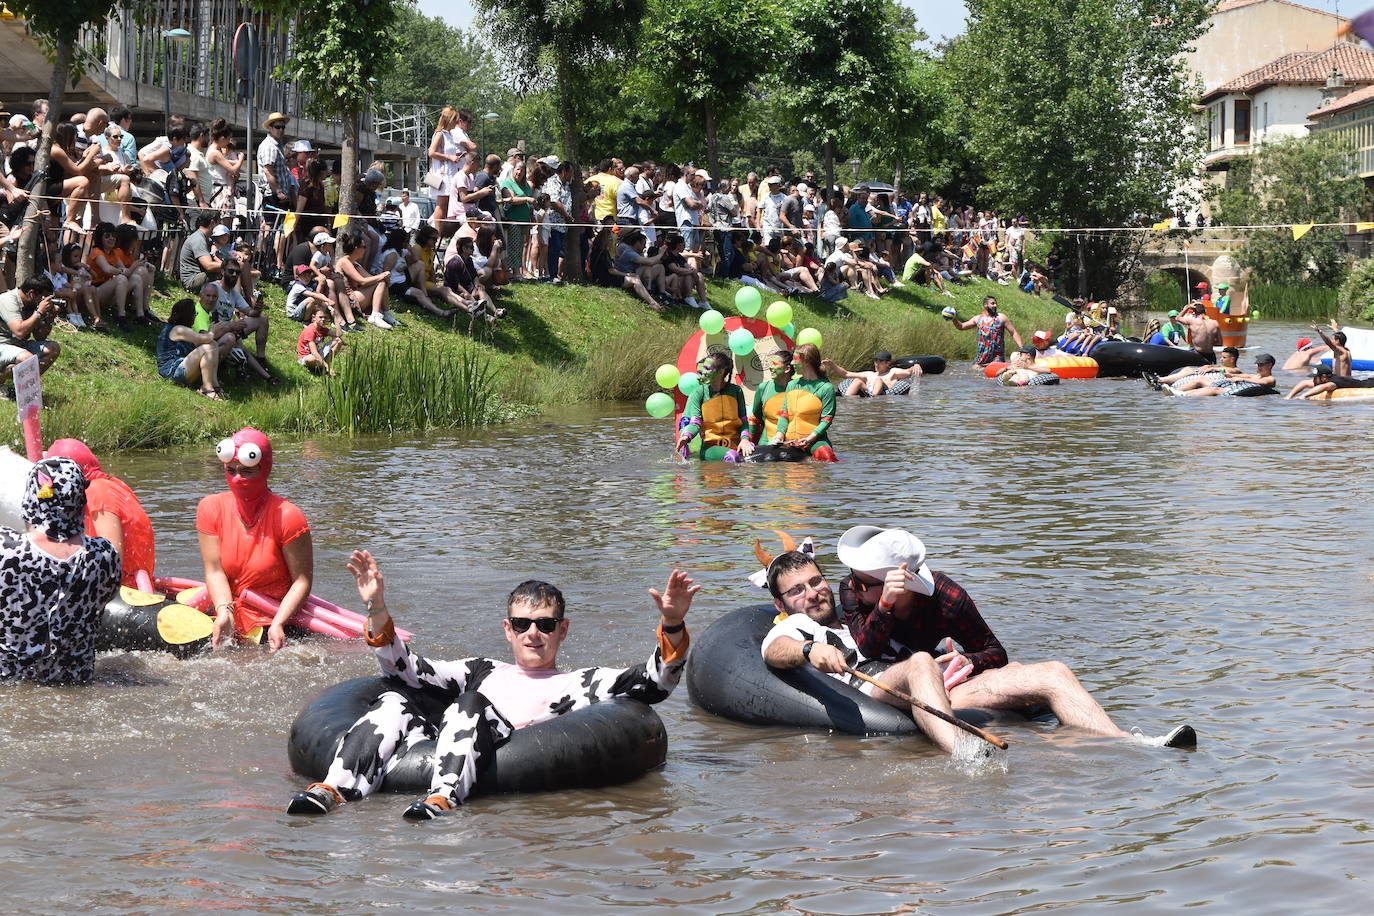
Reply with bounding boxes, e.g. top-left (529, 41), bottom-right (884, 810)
top-left (1296, 337), bottom-right (1312, 349)
top-left (1196, 281), bottom-right (1208, 290)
